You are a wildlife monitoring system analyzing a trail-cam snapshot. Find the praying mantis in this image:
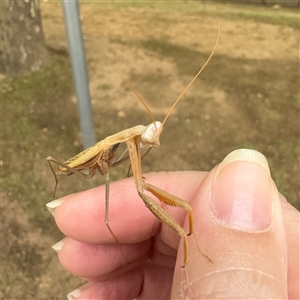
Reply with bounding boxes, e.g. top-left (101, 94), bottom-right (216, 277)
top-left (46, 26), bottom-right (220, 279)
